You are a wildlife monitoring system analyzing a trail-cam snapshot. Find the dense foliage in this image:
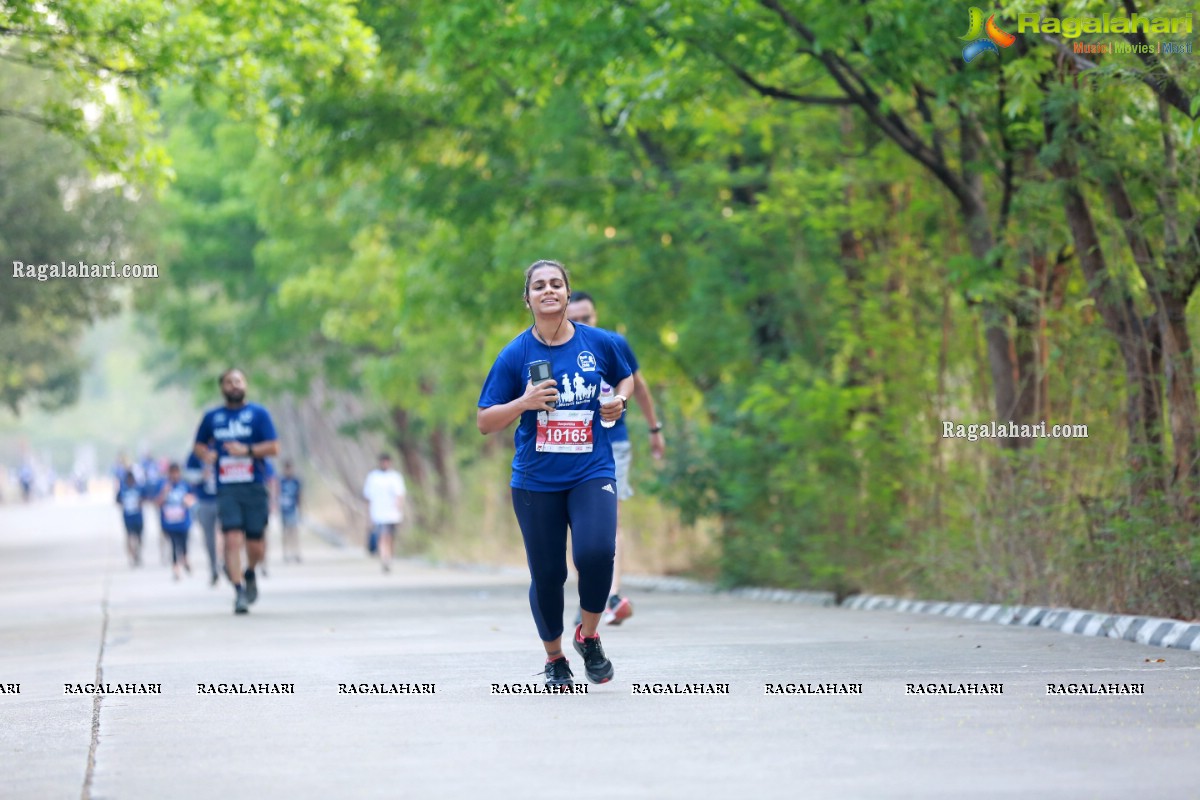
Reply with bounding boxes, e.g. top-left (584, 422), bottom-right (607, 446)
top-left (7, 1), bottom-right (1199, 616)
